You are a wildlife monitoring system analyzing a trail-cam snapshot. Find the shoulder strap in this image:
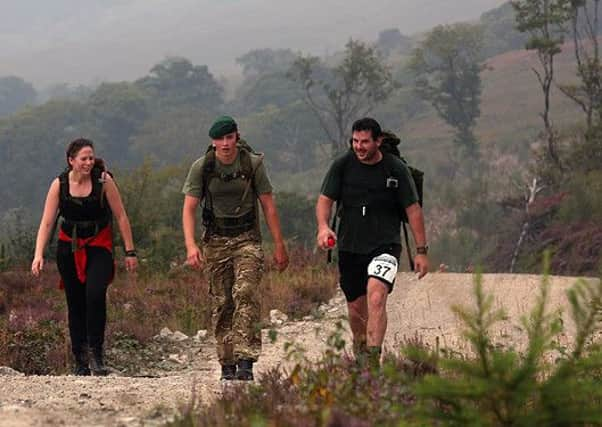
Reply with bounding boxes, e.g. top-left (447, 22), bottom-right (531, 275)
top-left (91, 166), bottom-right (105, 207)
top-left (200, 148), bottom-right (217, 201)
top-left (58, 169), bottom-right (69, 207)
top-left (235, 149), bottom-right (264, 214)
